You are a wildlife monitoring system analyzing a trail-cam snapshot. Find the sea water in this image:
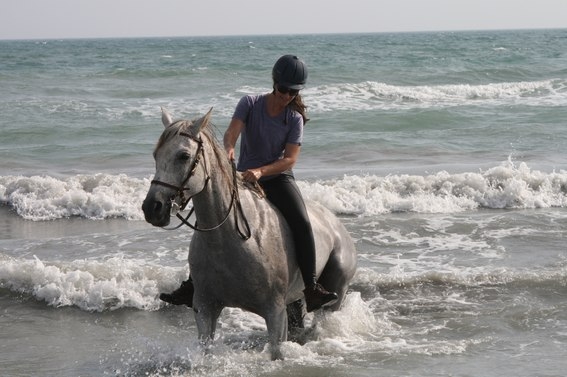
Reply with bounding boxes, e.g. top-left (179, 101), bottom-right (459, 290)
top-left (1, 29), bottom-right (567, 376)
